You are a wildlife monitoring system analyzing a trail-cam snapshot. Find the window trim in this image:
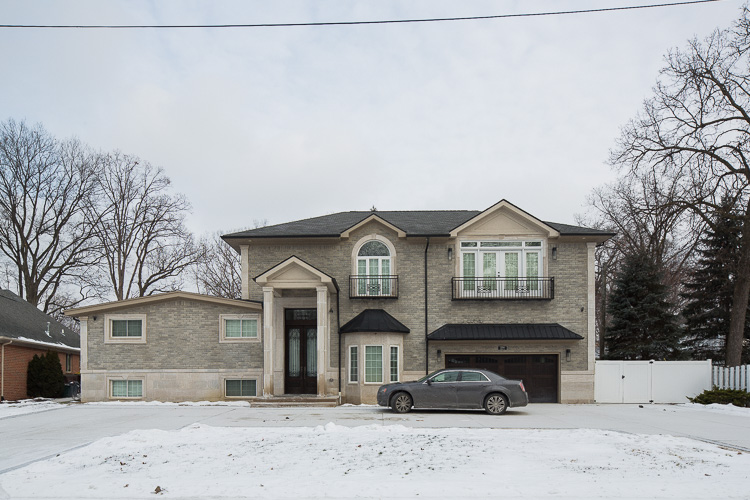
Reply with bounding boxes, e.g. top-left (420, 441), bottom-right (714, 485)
top-left (219, 314), bottom-right (261, 343)
top-left (364, 345), bottom-right (384, 384)
top-left (389, 345), bottom-right (399, 383)
top-left (65, 354), bottom-right (72, 373)
top-left (223, 378), bottom-right (257, 398)
top-left (104, 314), bottom-right (147, 344)
top-left (351, 234), bottom-right (397, 275)
top-left (108, 377), bottom-right (144, 399)
top-left (348, 345), bottom-right (359, 384)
